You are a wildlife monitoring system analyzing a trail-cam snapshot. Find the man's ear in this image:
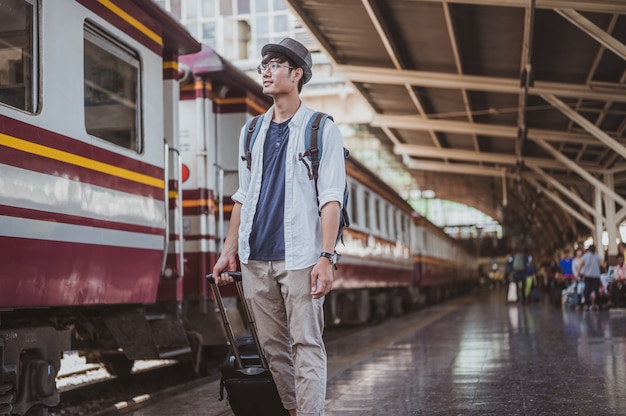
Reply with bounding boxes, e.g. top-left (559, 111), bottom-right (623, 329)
top-left (294, 67), bottom-right (303, 83)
